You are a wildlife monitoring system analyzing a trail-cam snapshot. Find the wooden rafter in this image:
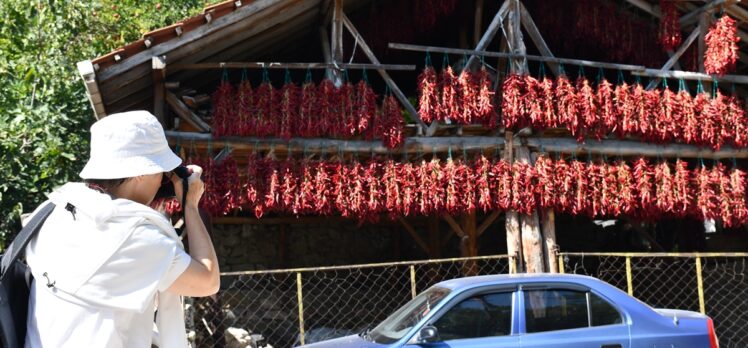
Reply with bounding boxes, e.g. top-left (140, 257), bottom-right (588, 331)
top-left (465, 0), bottom-right (512, 70)
top-left (340, 13), bottom-right (428, 132)
top-left (646, 25), bottom-right (702, 89)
